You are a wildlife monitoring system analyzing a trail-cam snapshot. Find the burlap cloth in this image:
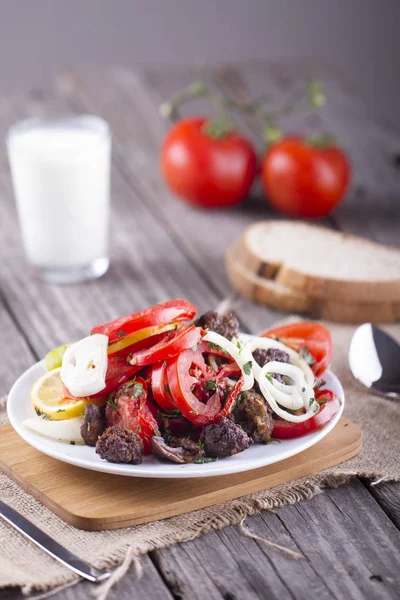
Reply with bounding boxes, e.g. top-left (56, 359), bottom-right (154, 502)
top-left (1, 321), bottom-right (400, 595)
